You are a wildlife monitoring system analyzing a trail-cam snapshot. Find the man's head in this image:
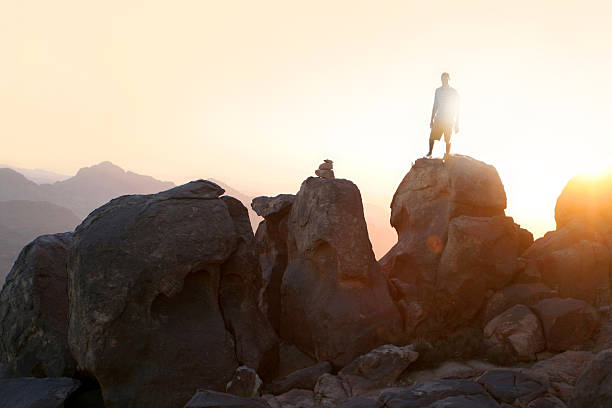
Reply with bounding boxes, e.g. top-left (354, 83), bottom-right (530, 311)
top-left (441, 72), bottom-right (450, 87)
